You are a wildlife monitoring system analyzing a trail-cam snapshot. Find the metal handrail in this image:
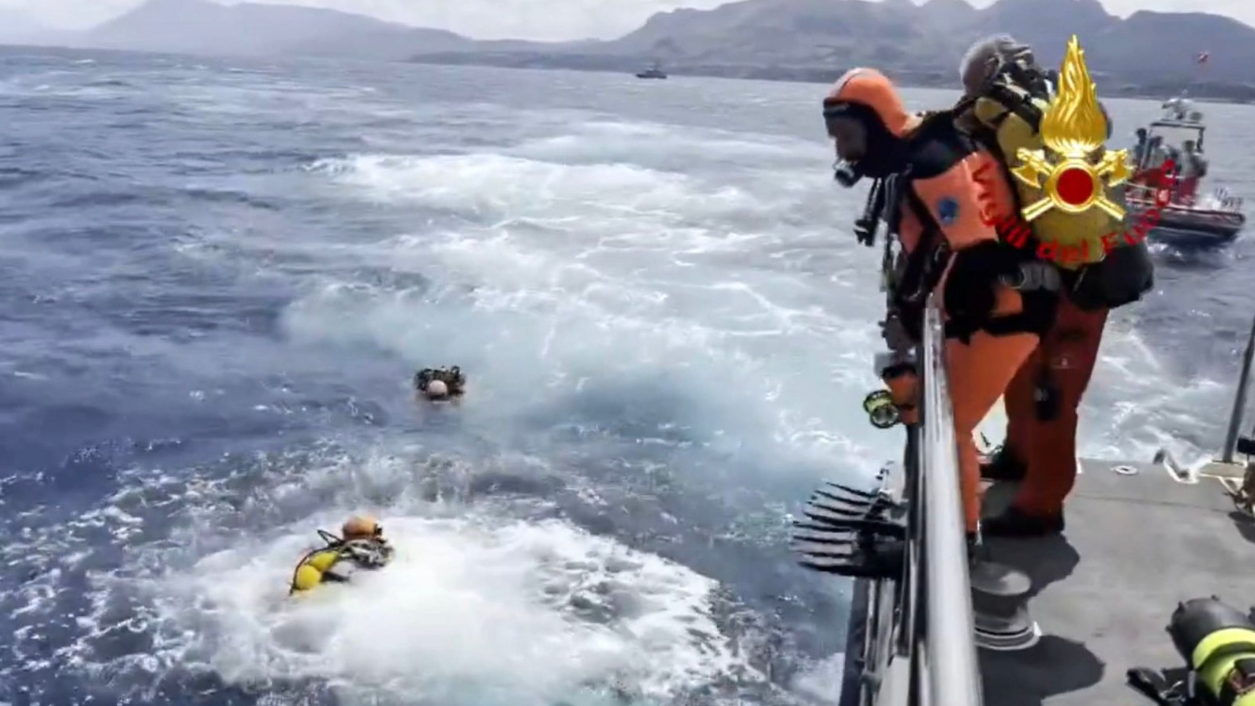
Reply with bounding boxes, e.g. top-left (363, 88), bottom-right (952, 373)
top-left (915, 299), bottom-right (984, 706)
top-left (825, 297), bottom-right (986, 706)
